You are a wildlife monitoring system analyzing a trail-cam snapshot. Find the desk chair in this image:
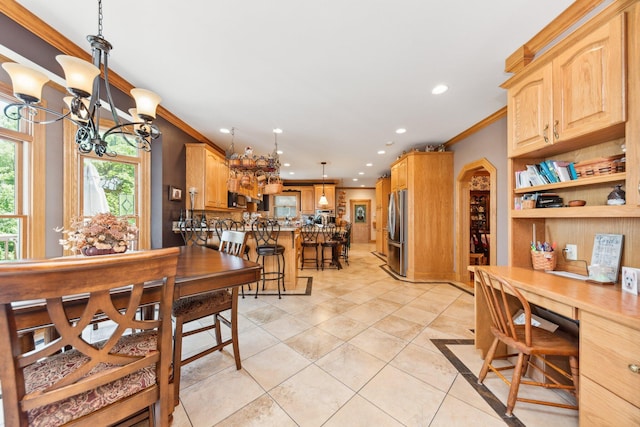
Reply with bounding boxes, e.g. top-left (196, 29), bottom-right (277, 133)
top-left (171, 230), bottom-right (247, 406)
top-left (0, 248), bottom-right (179, 427)
top-left (300, 224), bottom-right (320, 270)
top-left (252, 220), bottom-right (285, 298)
top-left (475, 268), bottom-right (579, 417)
top-left (320, 224), bottom-right (341, 270)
